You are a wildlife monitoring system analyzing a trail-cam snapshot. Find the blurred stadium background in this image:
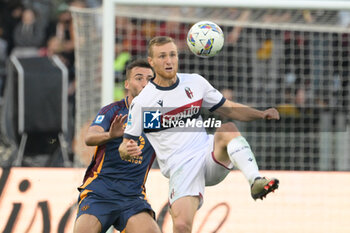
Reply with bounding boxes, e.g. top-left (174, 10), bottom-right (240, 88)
top-left (0, 0), bottom-right (349, 232)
